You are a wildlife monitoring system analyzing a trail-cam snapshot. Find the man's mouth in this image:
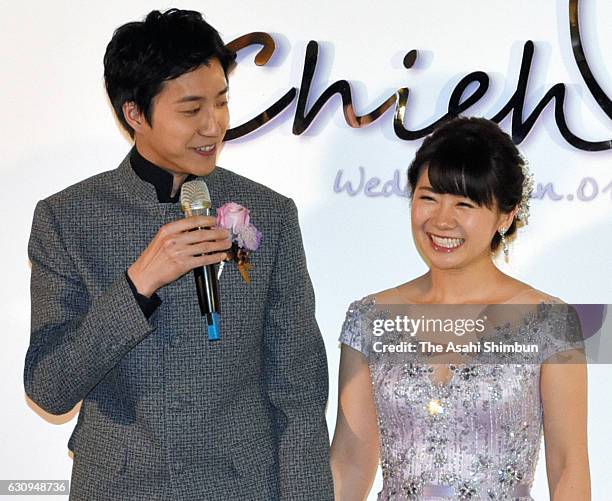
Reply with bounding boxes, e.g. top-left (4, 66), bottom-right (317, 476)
top-left (193, 144), bottom-right (216, 156)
